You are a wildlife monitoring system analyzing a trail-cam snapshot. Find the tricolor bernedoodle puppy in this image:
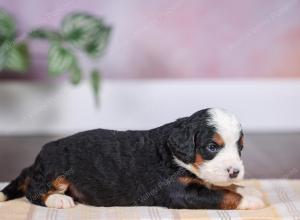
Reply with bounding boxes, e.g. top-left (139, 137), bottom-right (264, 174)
top-left (0, 108), bottom-right (265, 209)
